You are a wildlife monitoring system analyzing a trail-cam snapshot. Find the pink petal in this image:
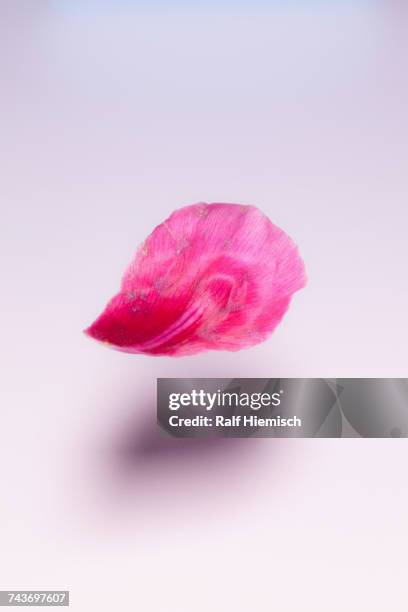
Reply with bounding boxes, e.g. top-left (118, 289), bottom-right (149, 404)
top-left (85, 203), bottom-right (306, 356)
